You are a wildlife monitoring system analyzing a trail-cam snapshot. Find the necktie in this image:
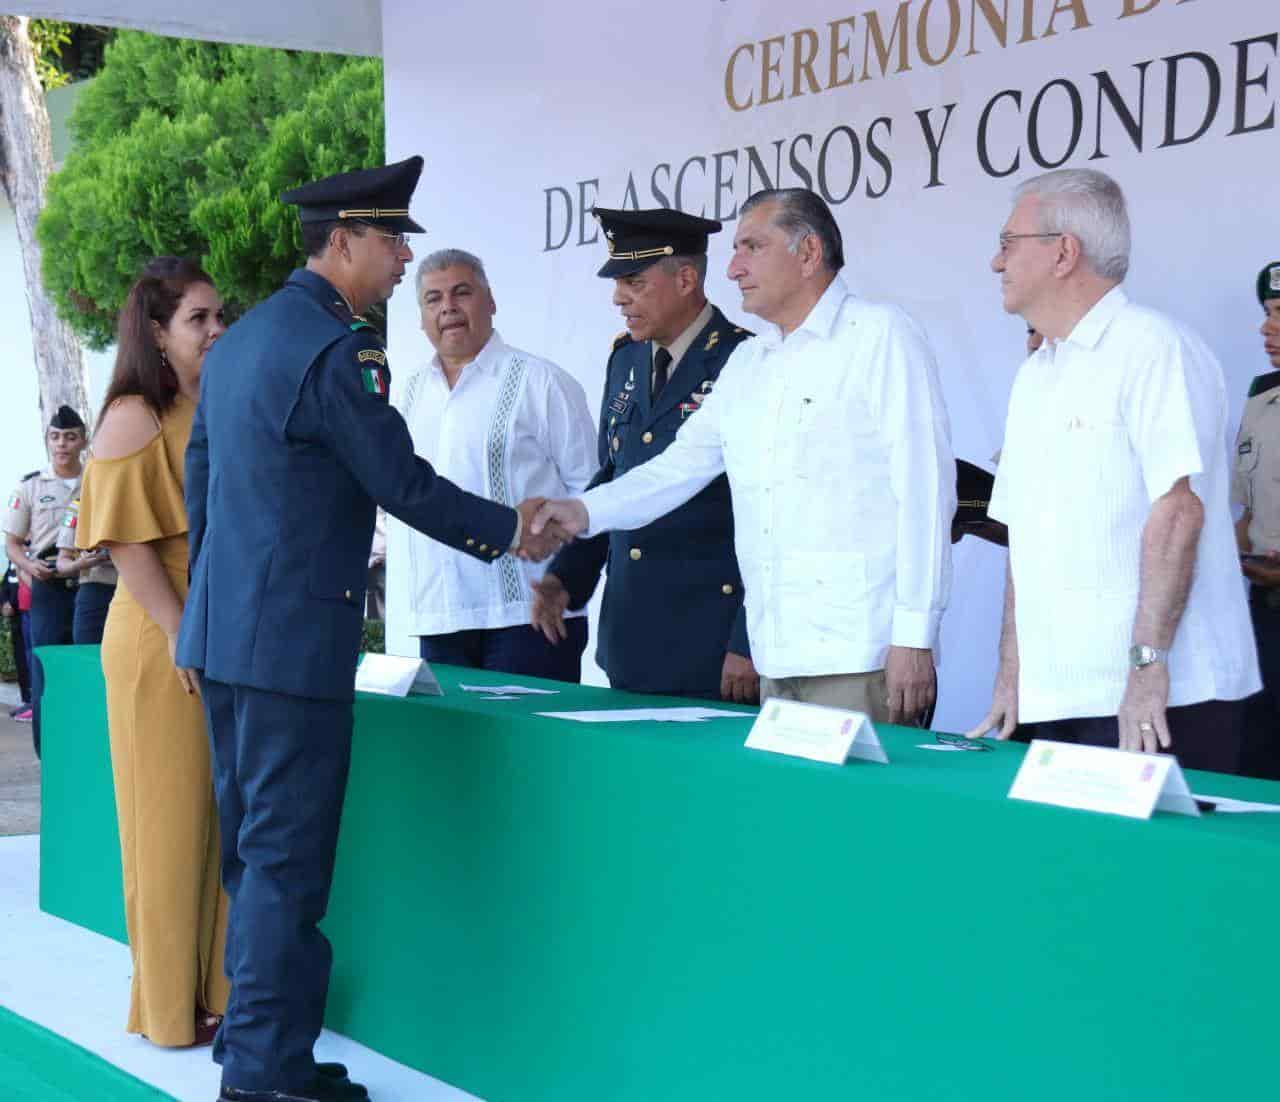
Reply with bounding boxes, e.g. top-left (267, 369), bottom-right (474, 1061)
top-left (652, 347), bottom-right (673, 400)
